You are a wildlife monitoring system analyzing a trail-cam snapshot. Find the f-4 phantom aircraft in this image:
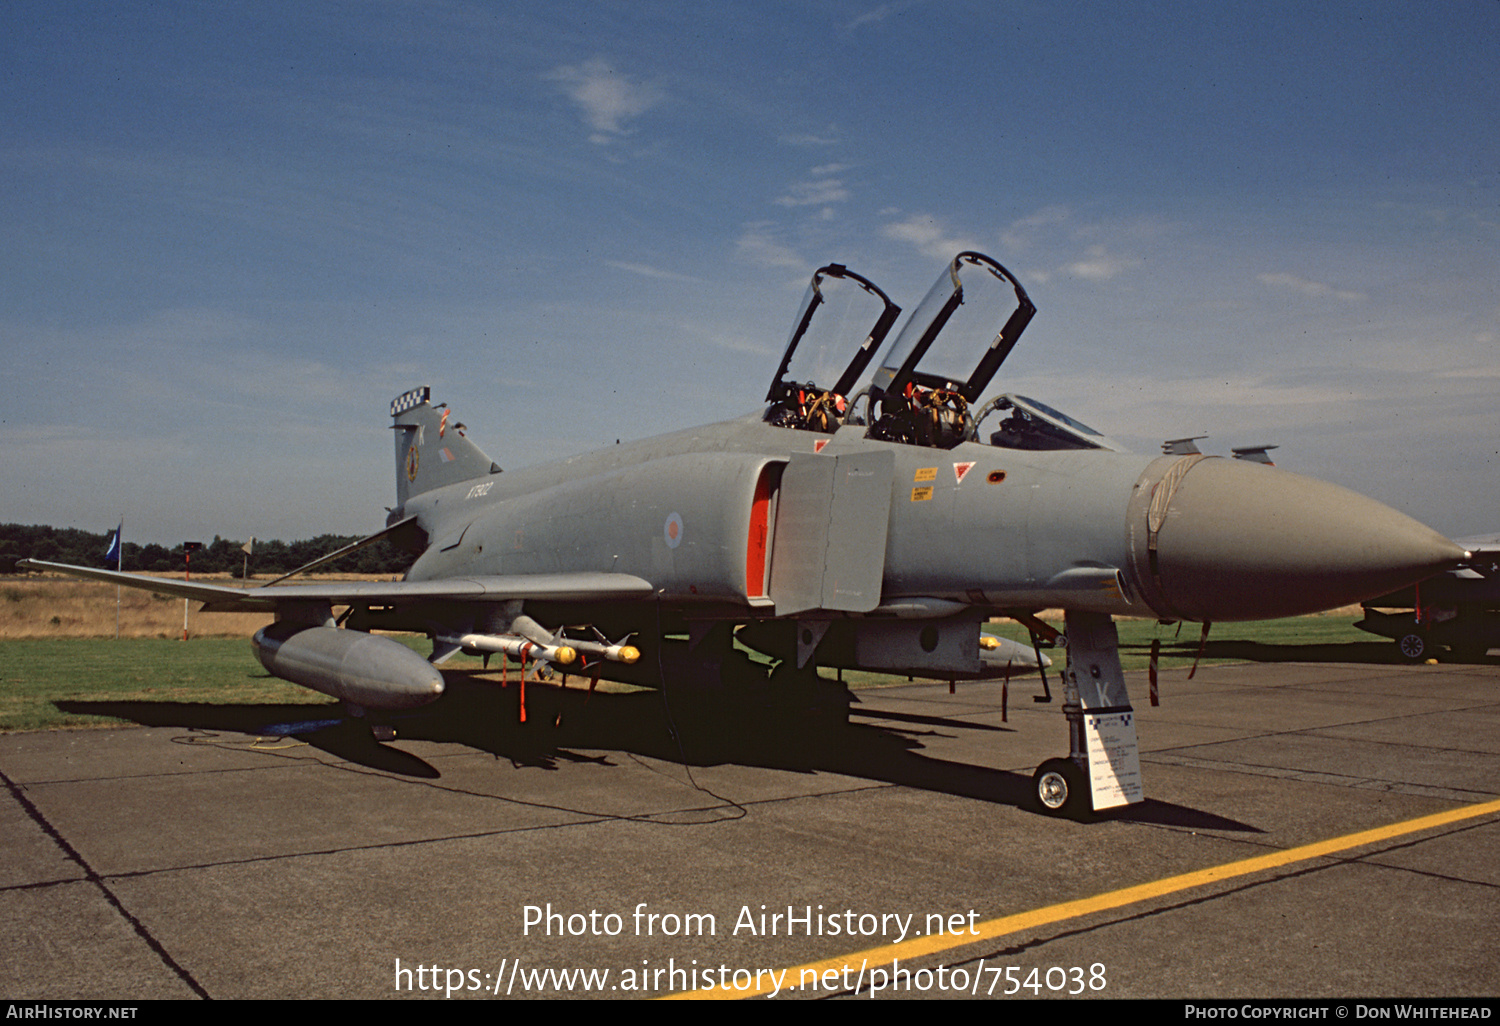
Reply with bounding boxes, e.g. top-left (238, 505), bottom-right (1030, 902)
top-left (22, 253), bottom-right (1467, 816)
